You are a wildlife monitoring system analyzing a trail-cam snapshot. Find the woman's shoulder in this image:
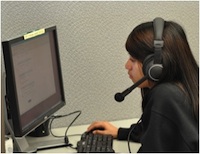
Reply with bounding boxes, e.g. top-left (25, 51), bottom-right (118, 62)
top-left (146, 83), bottom-right (190, 113)
top-left (150, 82), bottom-right (185, 100)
